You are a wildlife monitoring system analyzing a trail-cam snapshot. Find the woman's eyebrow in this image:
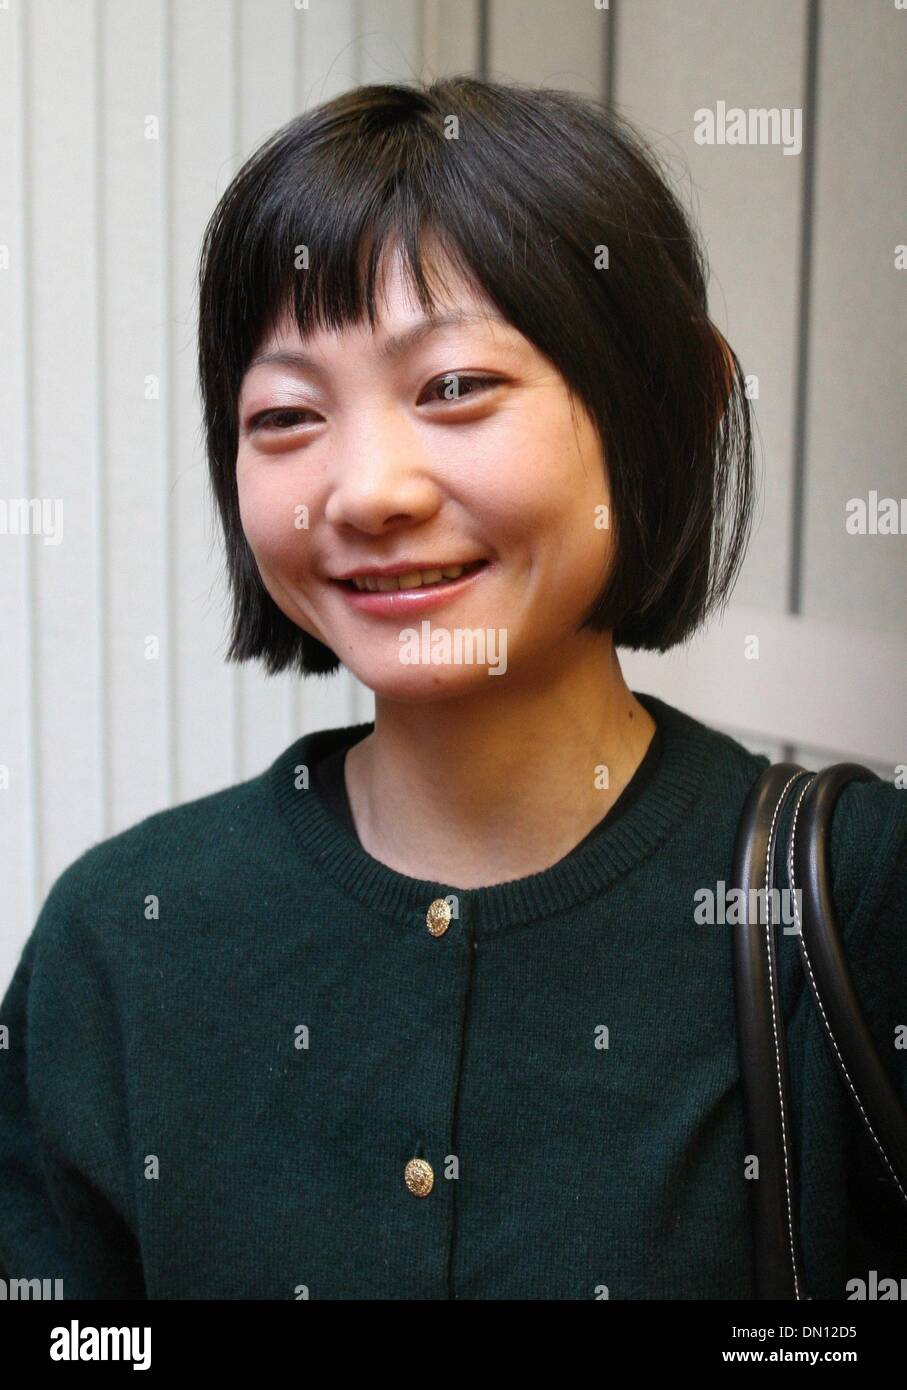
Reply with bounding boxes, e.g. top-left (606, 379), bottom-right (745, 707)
top-left (247, 310), bottom-right (508, 375)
